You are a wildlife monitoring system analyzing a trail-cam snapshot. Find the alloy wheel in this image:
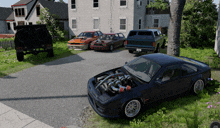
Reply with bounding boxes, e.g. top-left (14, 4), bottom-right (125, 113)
top-left (124, 100), bottom-right (141, 118)
top-left (193, 79), bottom-right (204, 94)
